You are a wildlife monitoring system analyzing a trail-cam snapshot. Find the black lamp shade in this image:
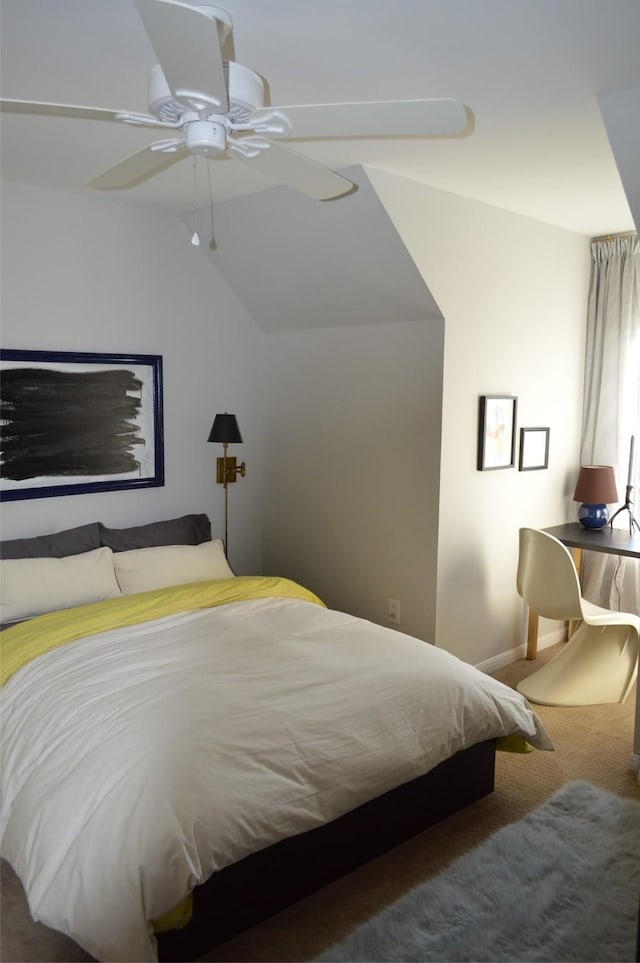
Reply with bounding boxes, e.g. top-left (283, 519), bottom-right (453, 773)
top-left (207, 413), bottom-right (243, 444)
